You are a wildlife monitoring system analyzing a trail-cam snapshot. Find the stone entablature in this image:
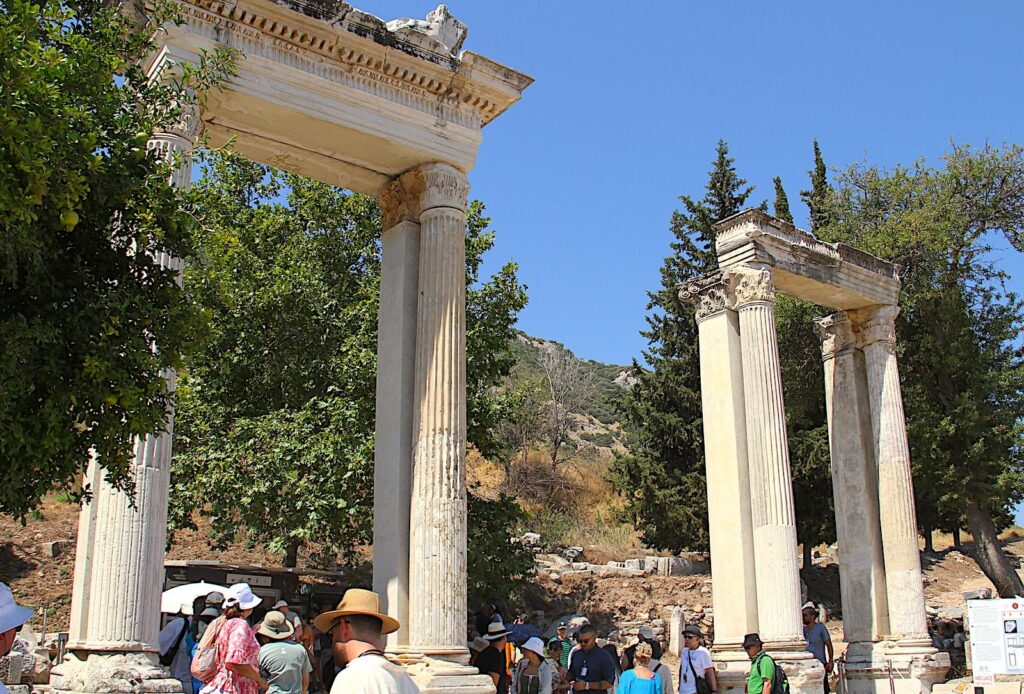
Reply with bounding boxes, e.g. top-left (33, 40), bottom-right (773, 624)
top-left (714, 209), bottom-right (901, 310)
top-left (154, 0), bottom-right (532, 194)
